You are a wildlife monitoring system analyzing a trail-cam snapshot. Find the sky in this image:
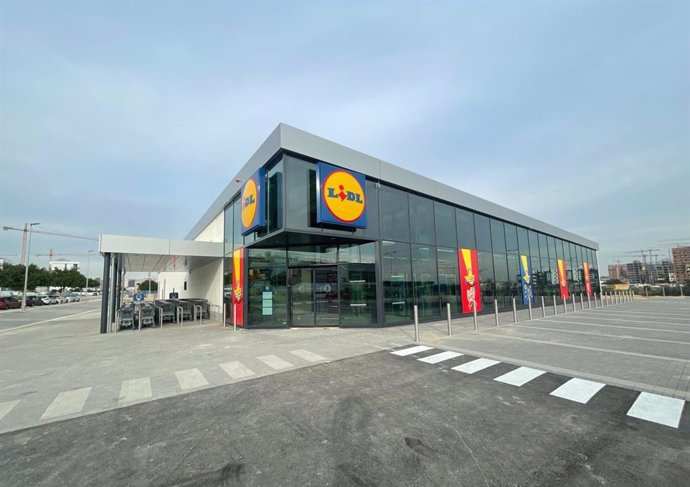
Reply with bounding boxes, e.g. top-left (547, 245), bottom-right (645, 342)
top-left (1, 0), bottom-right (688, 278)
